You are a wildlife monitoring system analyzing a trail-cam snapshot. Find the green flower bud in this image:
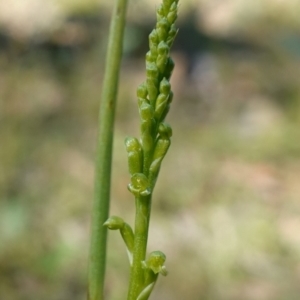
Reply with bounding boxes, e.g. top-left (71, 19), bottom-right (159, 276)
top-left (103, 216), bottom-right (135, 264)
top-left (166, 24), bottom-right (178, 47)
top-left (146, 51), bottom-right (156, 64)
top-left (156, 84), bottom-right (172, 121)
top-left (137, 82), bottom-right (148, 99)
top-left (156, 18), bottom-right (169, 41)
top-left (125, 136), bottom-right (141, 152)
top-left (156, 55), bottom-right (168, 74)
top-left (154, 93), bottom-right (169, 121)
top-left (146, 62), bottom-right (159, 78)
top-left (167, 4), bottom-right (178, 24)
top-left (125, 137), bottom-right (143, 175)
top-left (144, 251), bottom-right (168, 275)
top-left (149, 123), bottom-right (172, 184)
top-left (103, 215), bottom-right (124, 230)
top-left (158, 122), bottom-right (173, 138)
top-left (140, 102), bottom-right (154, 121)
top-left (149, 135), bottom-right (170, 185)
top-left (160, 104), bottom-right (170, 122)
top-left (156, 42), bottom-right (170, 73)
top-left (146, 79), bottom-right (158, 106)
top-left (164, 57), bottom-right (175, 80)
top-left (156, 6), bottom-right (164, 22)
top-left (158, 41), bottom-right (169, 57)
top-left (128, 173), bottom-right (151, 197)
top-left (159, 77), bottom-right (171, 95)
top-left (169, 2), bottom-right (177, 12)
top-left (137, 82), bottom-right (149, 108)
top-left (149, 29), bottom-right (158, 51)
